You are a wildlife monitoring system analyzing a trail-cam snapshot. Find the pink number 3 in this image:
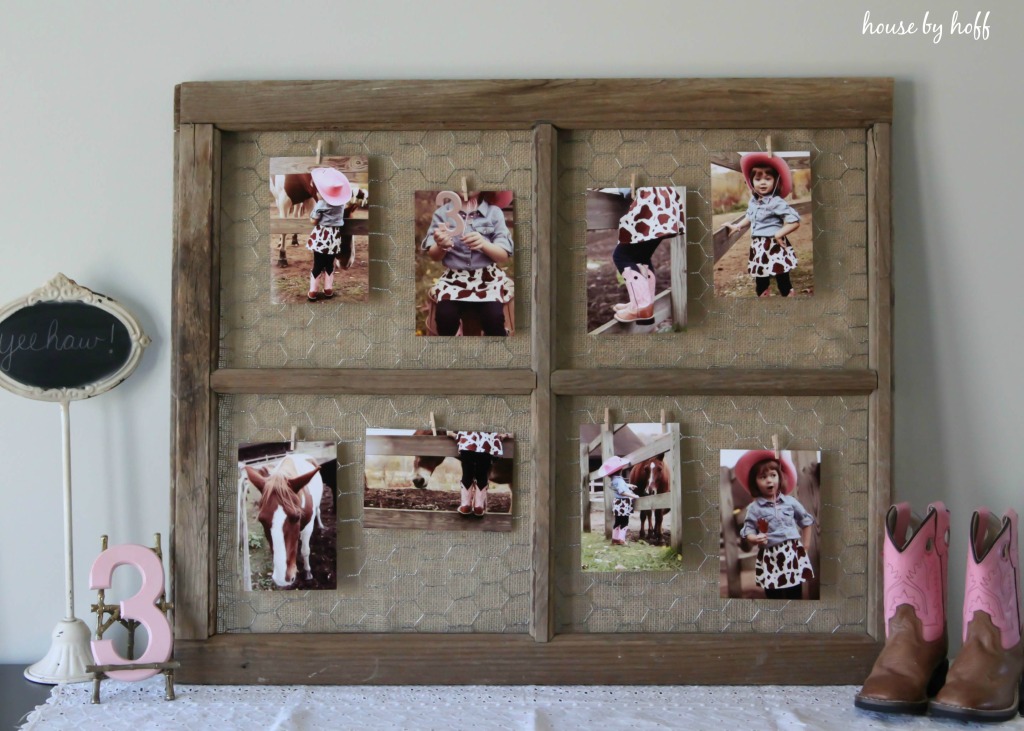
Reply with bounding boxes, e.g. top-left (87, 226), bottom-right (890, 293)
top-left (435, 191), bottom-right (466, 237)
top-left (89, 544), bottom-right (173, 681)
